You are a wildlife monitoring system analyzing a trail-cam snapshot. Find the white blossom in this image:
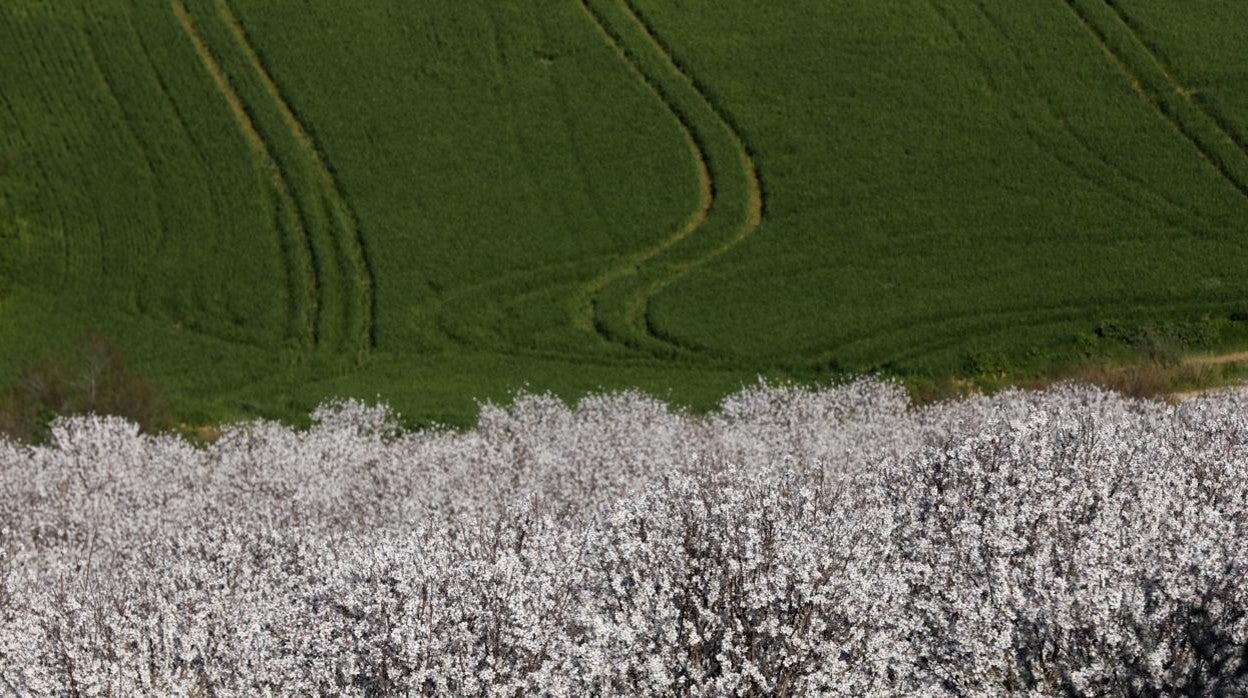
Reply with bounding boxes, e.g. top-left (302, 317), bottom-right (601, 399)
top-left (0, 380), bottom-right (1246, 694)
